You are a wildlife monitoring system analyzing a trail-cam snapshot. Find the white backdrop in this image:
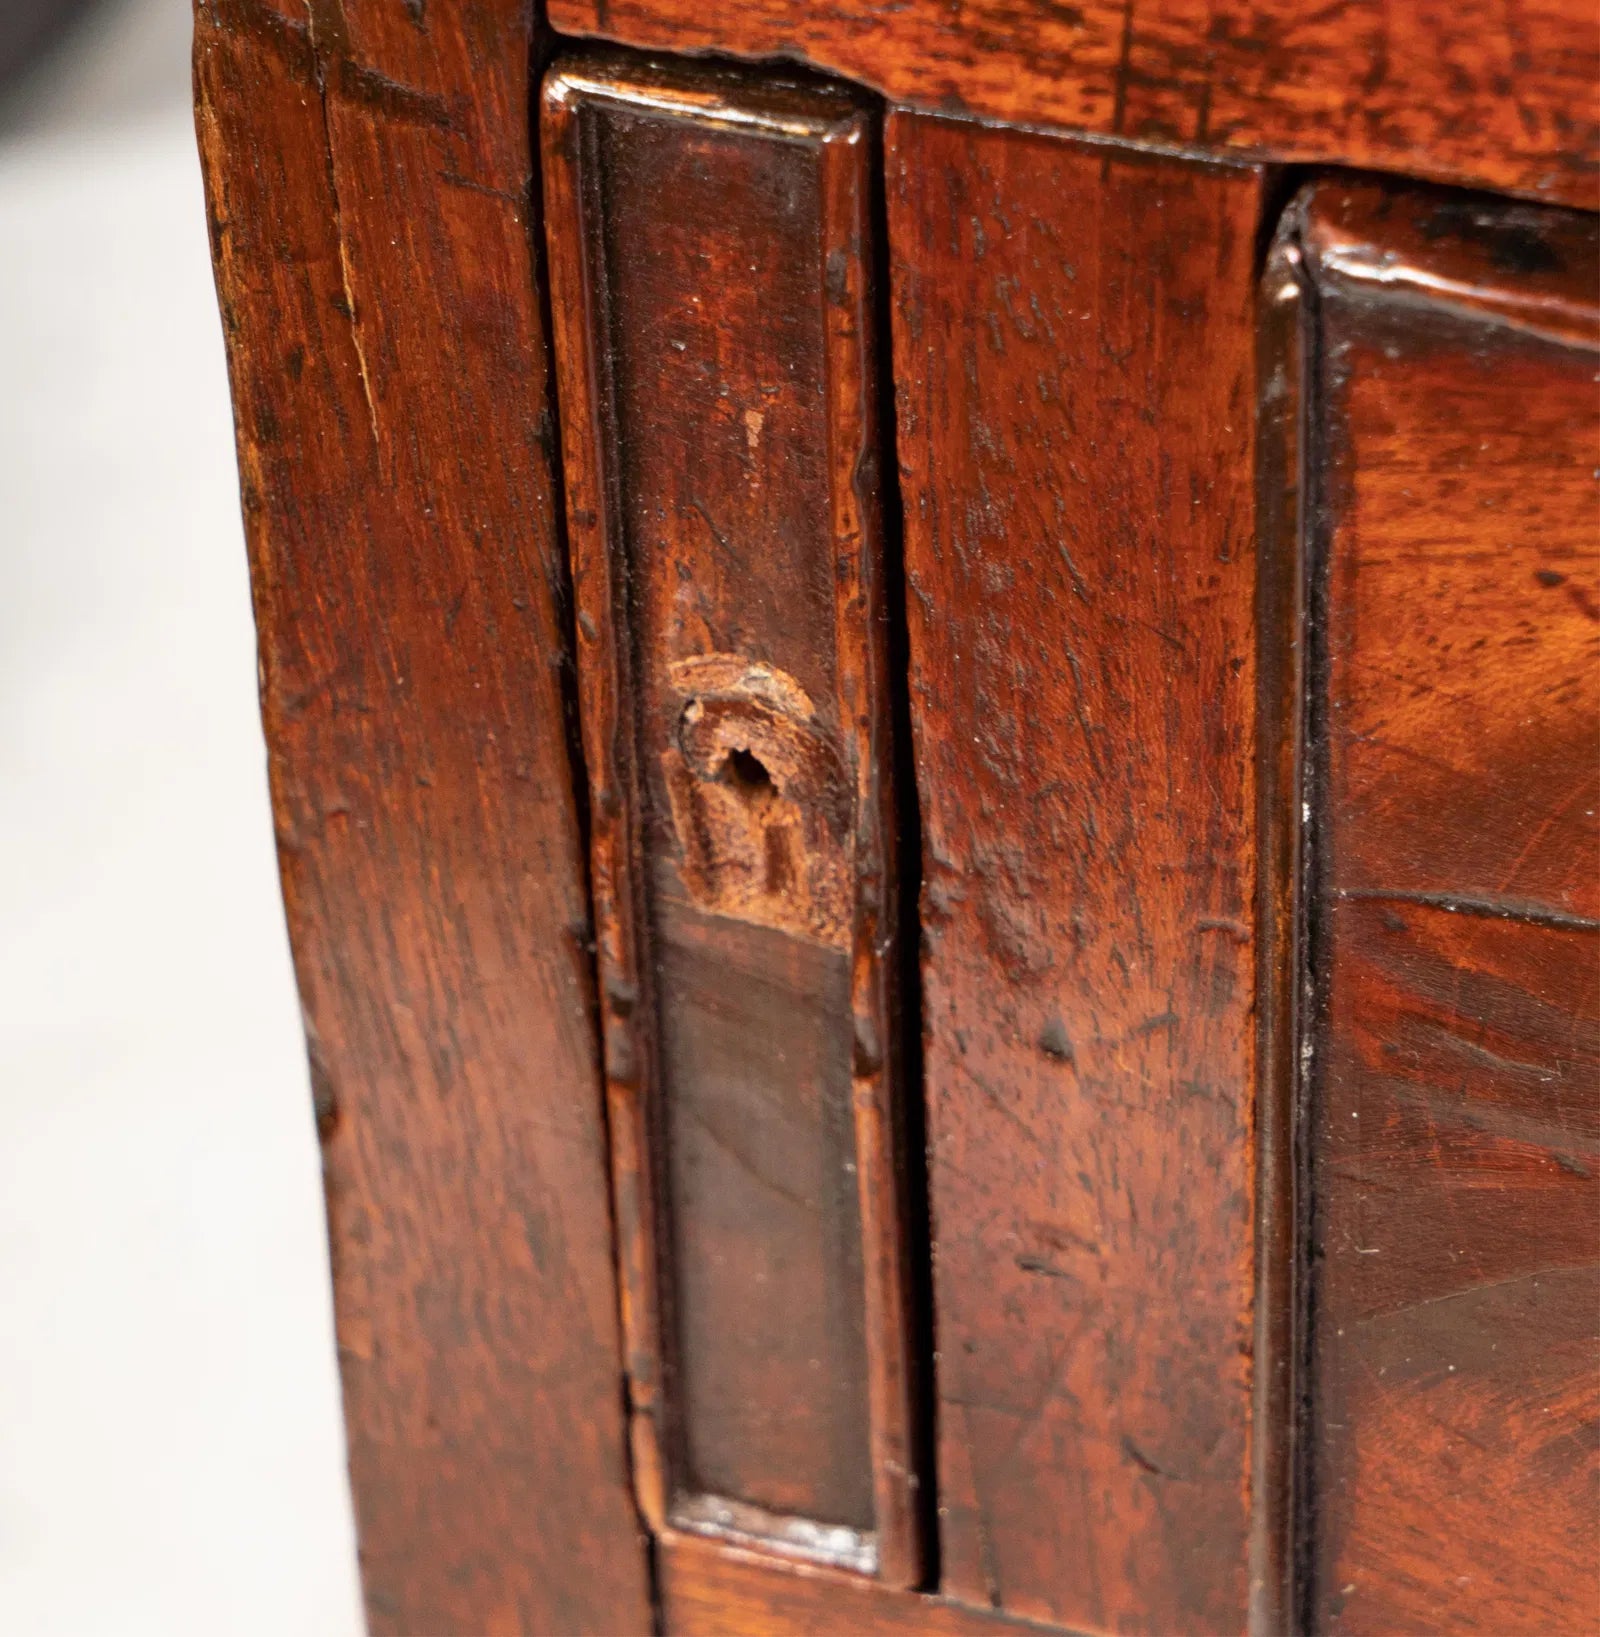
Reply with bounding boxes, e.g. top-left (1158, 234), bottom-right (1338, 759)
top-left (0, 2), bottom-right (365, 1631)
